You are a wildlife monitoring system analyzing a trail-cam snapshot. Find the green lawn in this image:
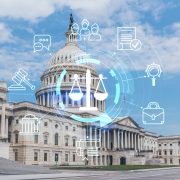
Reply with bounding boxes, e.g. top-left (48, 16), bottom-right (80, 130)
top-left (51, 165), bottom-right (179, 171)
